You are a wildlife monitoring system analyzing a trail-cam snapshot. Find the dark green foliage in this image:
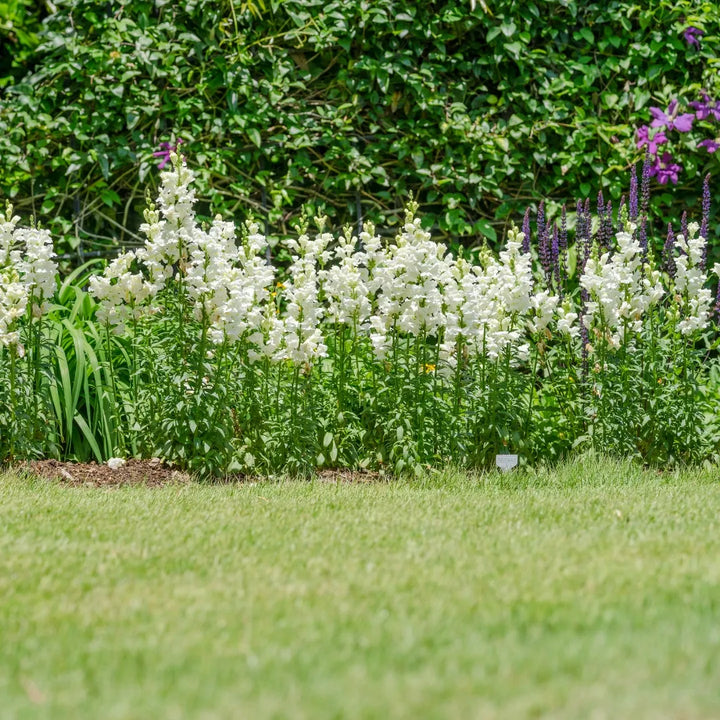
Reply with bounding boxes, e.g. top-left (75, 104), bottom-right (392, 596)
top-left (0, 0), bottom-right (43, 84)
top-left (1, 0), bottom-right (718, 258)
